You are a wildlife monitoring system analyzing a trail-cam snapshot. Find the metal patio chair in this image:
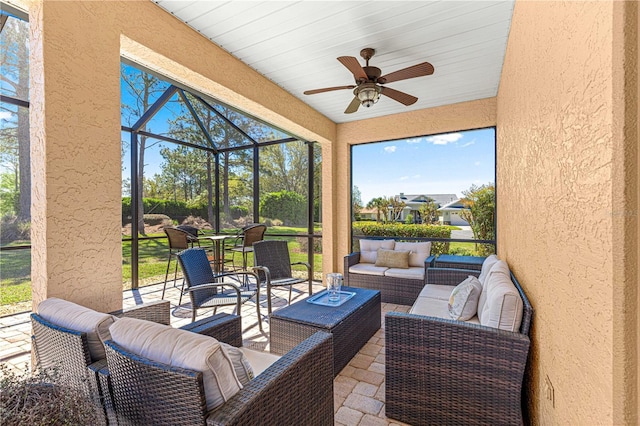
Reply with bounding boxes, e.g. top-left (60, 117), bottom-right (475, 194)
top-left (176, 248), bottom-right (262, 330)
top-left (252, 240), bottom-right (312, 315)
